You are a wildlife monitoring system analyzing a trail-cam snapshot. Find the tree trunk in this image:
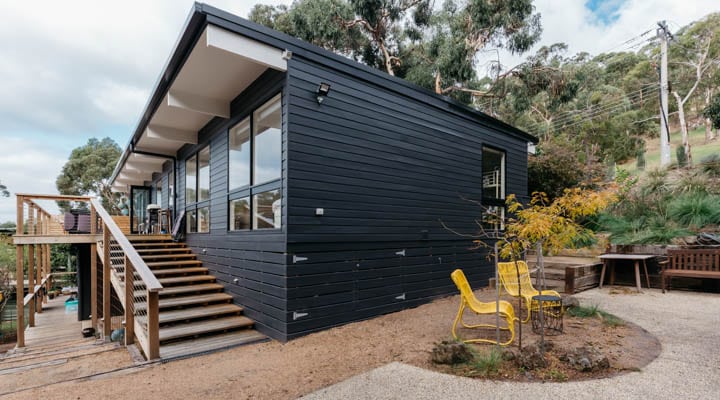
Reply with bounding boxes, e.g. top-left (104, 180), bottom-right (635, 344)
top-left (705, 88), bottom-right (713, 143)
top-left (435, 72), bottom-right (442, 94)
top-left (379, 42), bottom-right (395, 76)
top-left (672, 91), bottom-right (693, 166)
